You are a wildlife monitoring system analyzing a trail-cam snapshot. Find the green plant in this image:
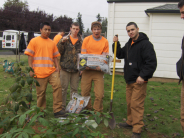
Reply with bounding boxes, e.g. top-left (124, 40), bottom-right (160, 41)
top-left (0, 62), bottom-right (40, 131)
top-left (0, 61), bottom-right (112, 138)
top-left (0, 107), bottom-right (111, 138)
top-left (0, 106), bottom-right (43, 138)
top-left (36, 111), bottom-right (111, 138)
